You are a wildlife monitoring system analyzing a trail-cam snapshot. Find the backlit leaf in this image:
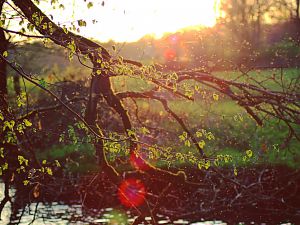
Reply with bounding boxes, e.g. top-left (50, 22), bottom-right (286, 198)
top-left (2, 51), bottom-right (8, 58)
top-left (246, 149), bottom-right (253, 158)
top-left (234, 167), bottom-right (238, 176)
top-left (23, 119), bottom-right (32, 127)
top-left (213, 93), bottom-right (219, 101)
top-left (198, 140), bottom-right (205, 149)
top-left (87, 2), bottom-right (93, 8)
